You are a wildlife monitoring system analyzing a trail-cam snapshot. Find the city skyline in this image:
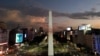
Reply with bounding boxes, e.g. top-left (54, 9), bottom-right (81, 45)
top-left (0, 0), bottom-right (100, 31)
